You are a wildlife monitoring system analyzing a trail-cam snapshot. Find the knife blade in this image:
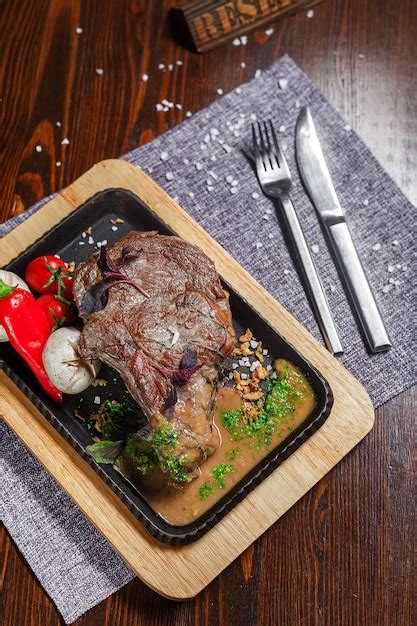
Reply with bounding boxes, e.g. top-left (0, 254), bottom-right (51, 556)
top-left (295, 106), bottom-right (392, 353)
